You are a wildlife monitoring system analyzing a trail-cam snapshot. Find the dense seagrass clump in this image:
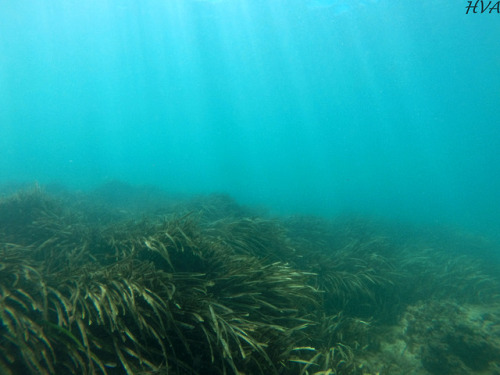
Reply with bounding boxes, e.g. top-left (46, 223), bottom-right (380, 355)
top-left (0, 186), bottom-right (320, 375)
top-left (1, 184), bottom-right (499, 375)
